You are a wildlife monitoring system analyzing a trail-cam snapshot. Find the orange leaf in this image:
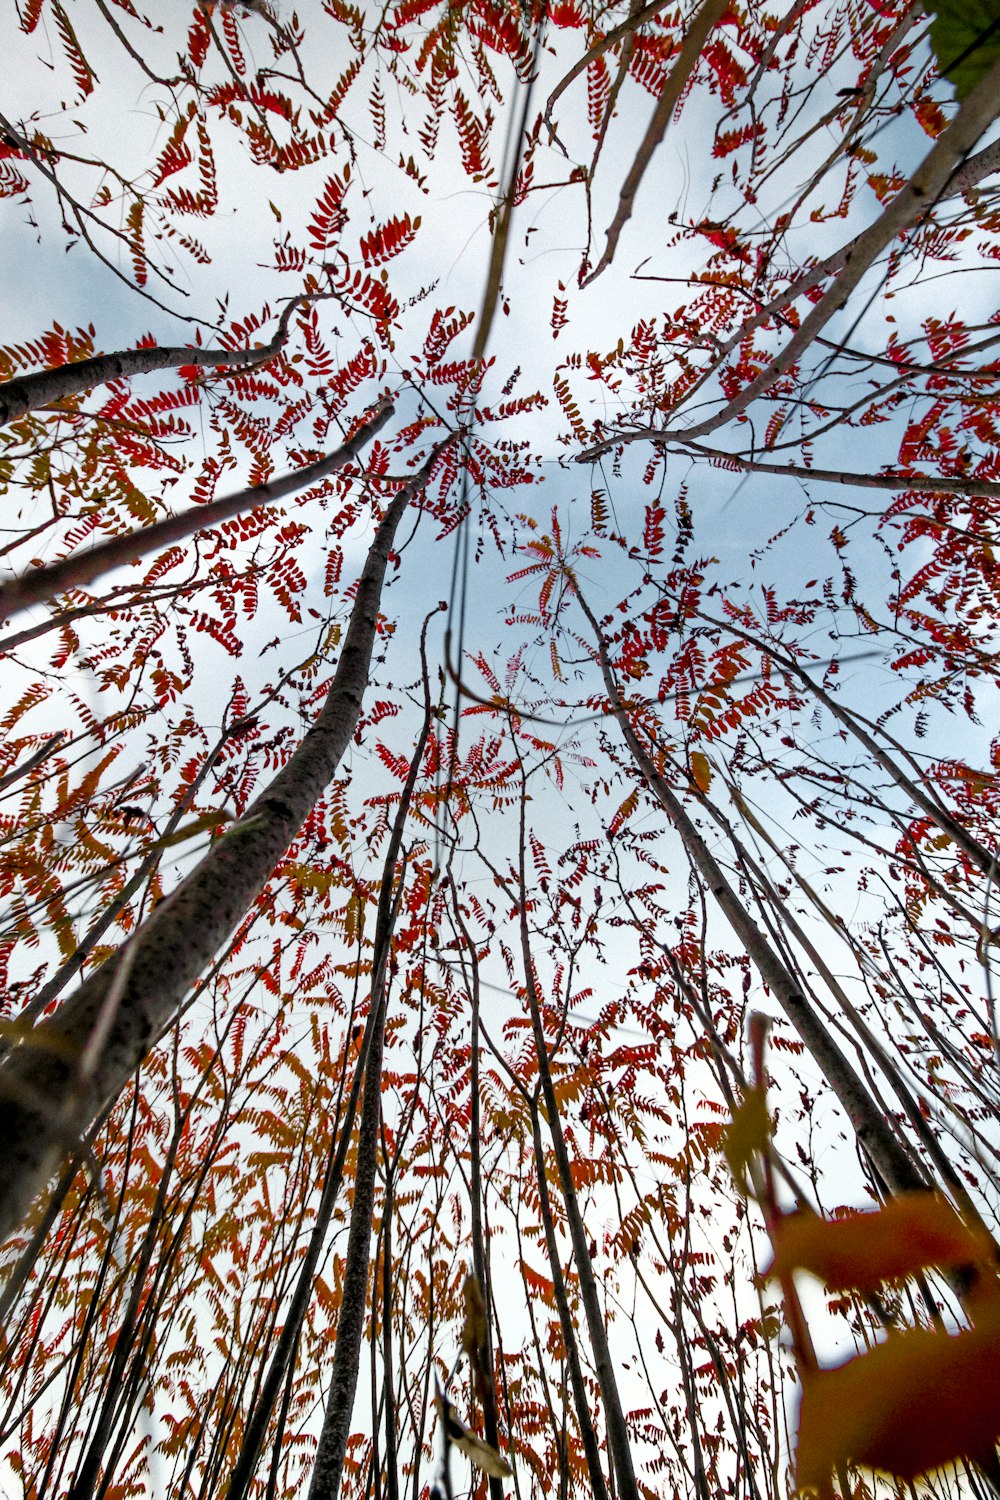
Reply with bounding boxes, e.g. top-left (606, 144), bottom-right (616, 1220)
top-left (766, 1194), bottom-right (994, 1292)
top-left (796, 1314), bottom-right (1000, 1487)
top-left (690, 750), bottom-right (712, 794)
